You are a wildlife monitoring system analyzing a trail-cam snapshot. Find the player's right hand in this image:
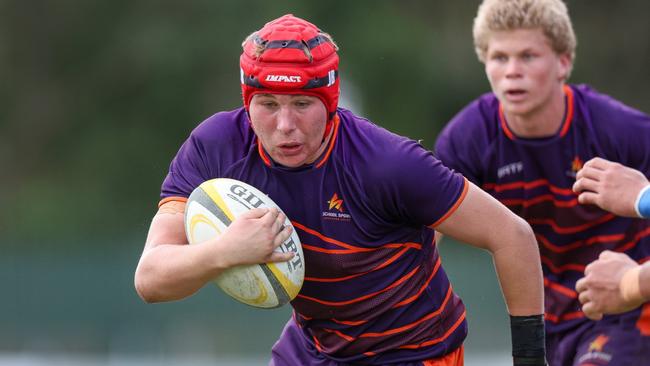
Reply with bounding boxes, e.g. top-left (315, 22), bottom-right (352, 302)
top-left (215, 207), bottom-right (294, 267)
